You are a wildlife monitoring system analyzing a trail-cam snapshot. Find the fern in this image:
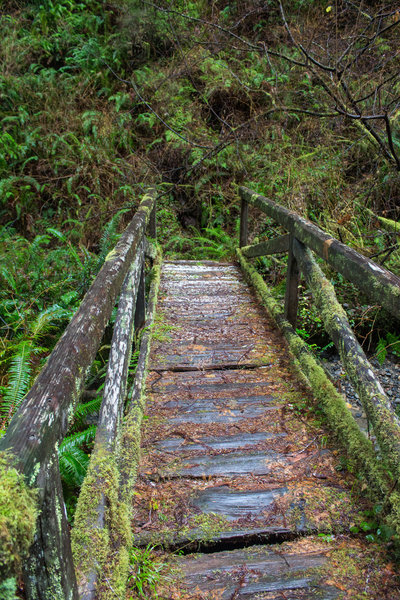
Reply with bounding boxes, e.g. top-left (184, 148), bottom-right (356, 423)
top-left (59, 425), bottom-right (96, 488)
top-left (71, 395), bottom-right (102, 429)
top-left (94, 208), bottom-right (129, 273)
top-left (1, 341), bottom-right (32, 418)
